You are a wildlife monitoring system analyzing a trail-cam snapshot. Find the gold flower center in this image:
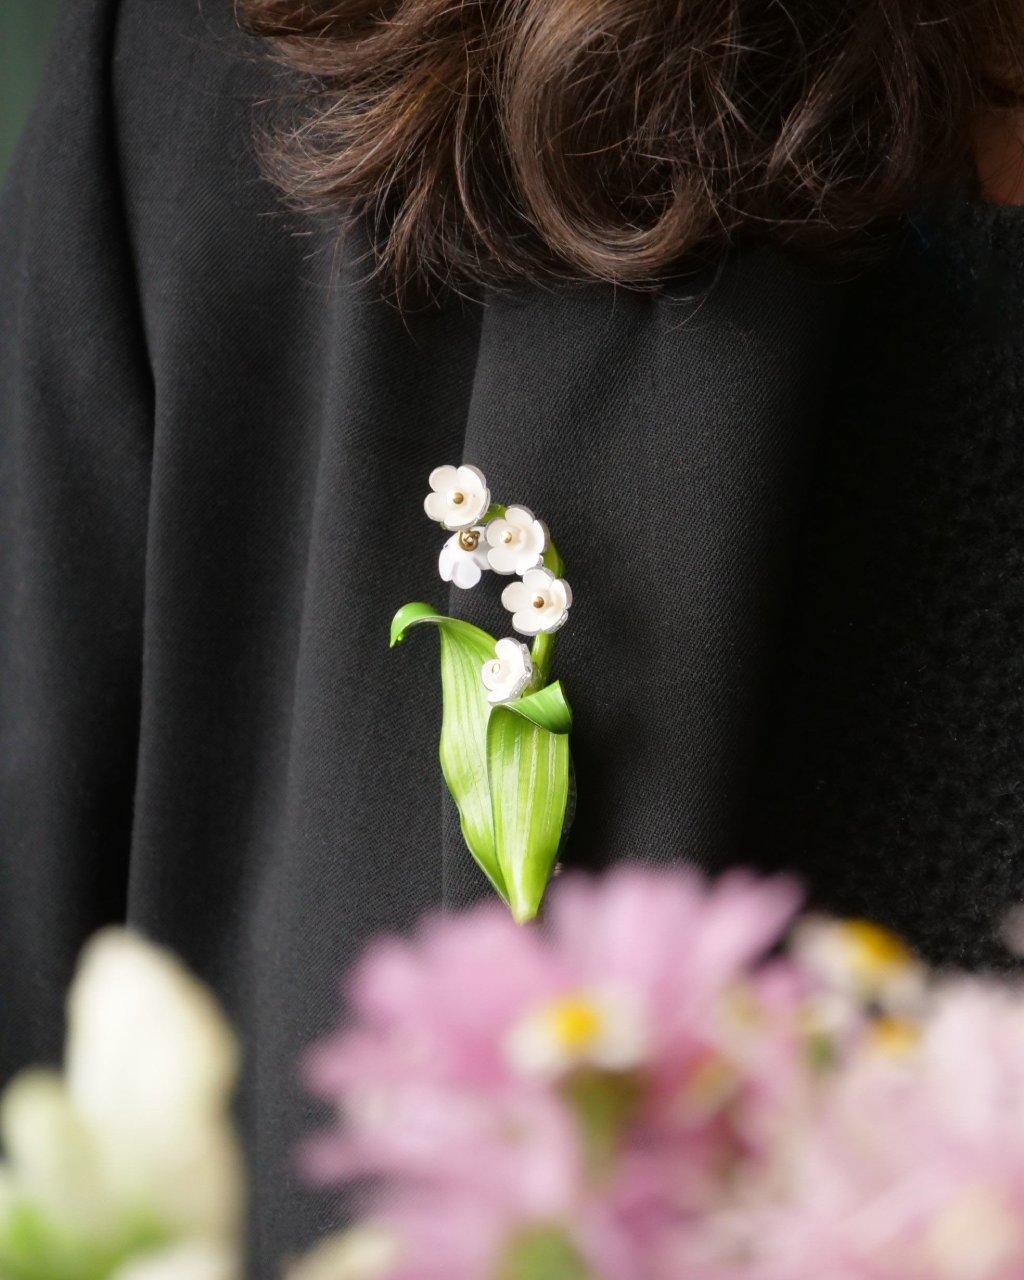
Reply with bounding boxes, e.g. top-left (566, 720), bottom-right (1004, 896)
top-left (451, 490), bottom-right (465, 505)
top-left (458, 529), bottom-right (480, 551)
top-left (532, 595), bottom-right (546, 609)
top-left (502, 530), bottom-right (515, 544)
